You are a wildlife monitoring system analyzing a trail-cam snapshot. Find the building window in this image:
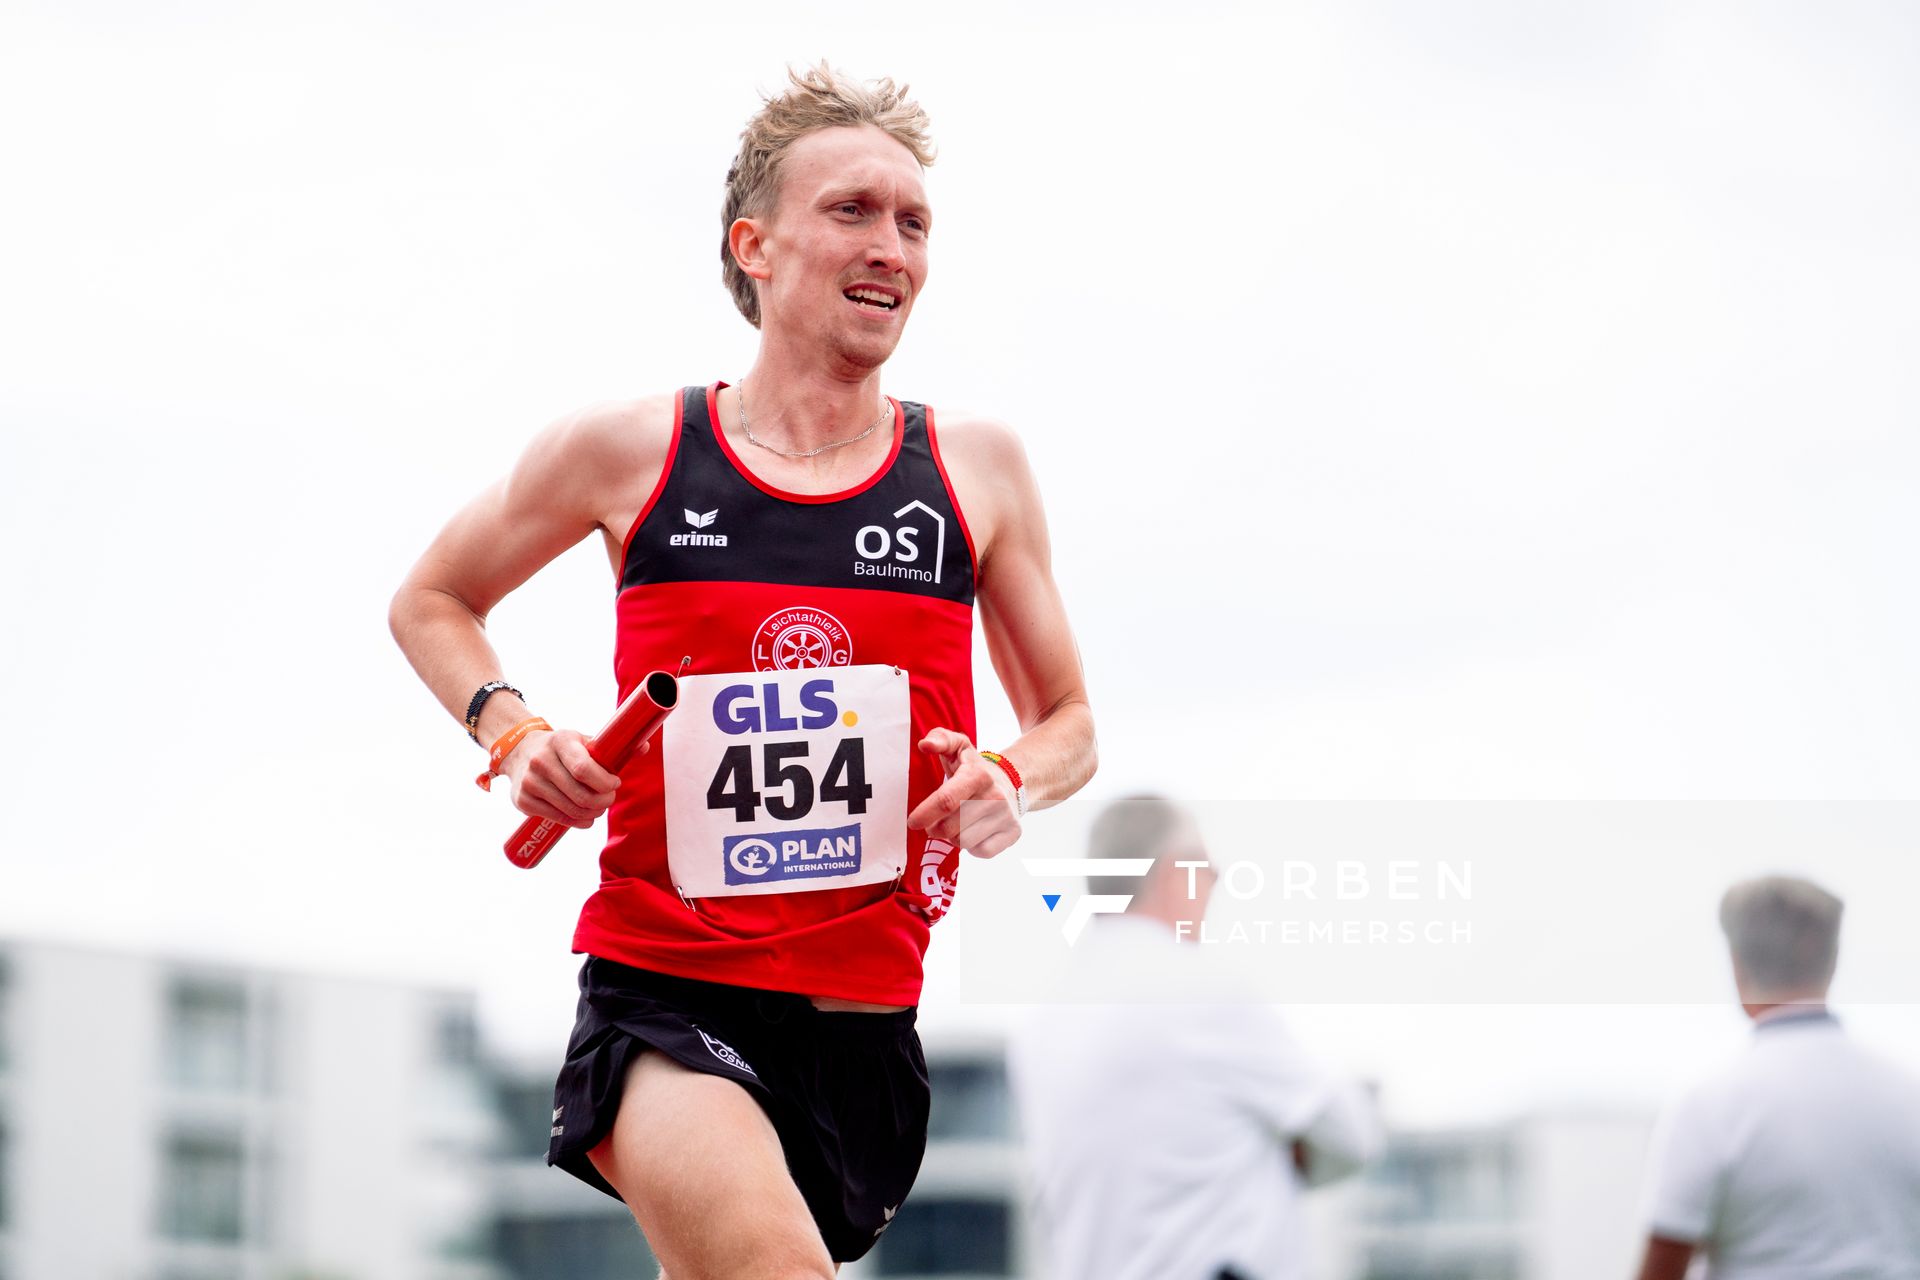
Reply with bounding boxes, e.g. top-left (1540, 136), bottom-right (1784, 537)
top-left (0, 949), bottom-right (12, 1075)
top-left (158, 1130), bottom-right (245, 1243)
top-left (495, 1076), bottom-right (560, 1161)
top-left (164, 978), bottom-right (250, 1093)
top-left (493, 1213), bottom-right (655, 1280)
top-left (1367, 1138), bottom-right (1517, 1225)
top-left (926, 1058), bottom-right (1011, 1141)
top-left (1364, 1249), bottom-right (1519, 1280)
top-left (435, 1002), bottom-right (479, 1069)
top-left (871, 1196), bottom-right (1012, 1276)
